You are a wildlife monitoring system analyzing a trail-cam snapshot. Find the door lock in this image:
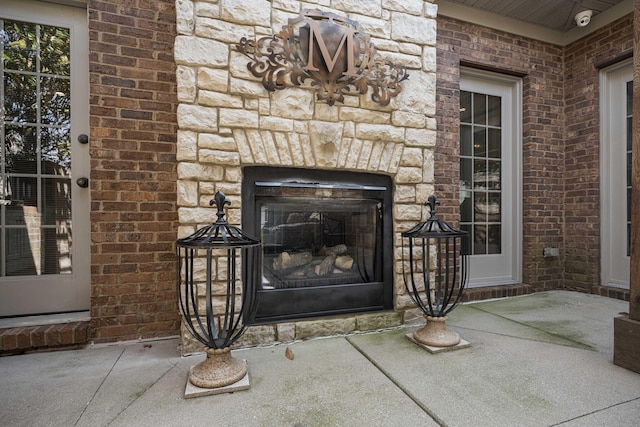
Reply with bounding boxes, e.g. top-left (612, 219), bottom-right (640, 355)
top-left (76, 177), bottom-right (89, 188)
